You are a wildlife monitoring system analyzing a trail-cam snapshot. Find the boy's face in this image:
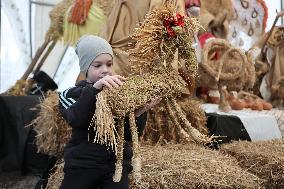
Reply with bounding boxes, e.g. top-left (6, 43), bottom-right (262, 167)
top-left (87, 53), bottom-right (113, 83)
